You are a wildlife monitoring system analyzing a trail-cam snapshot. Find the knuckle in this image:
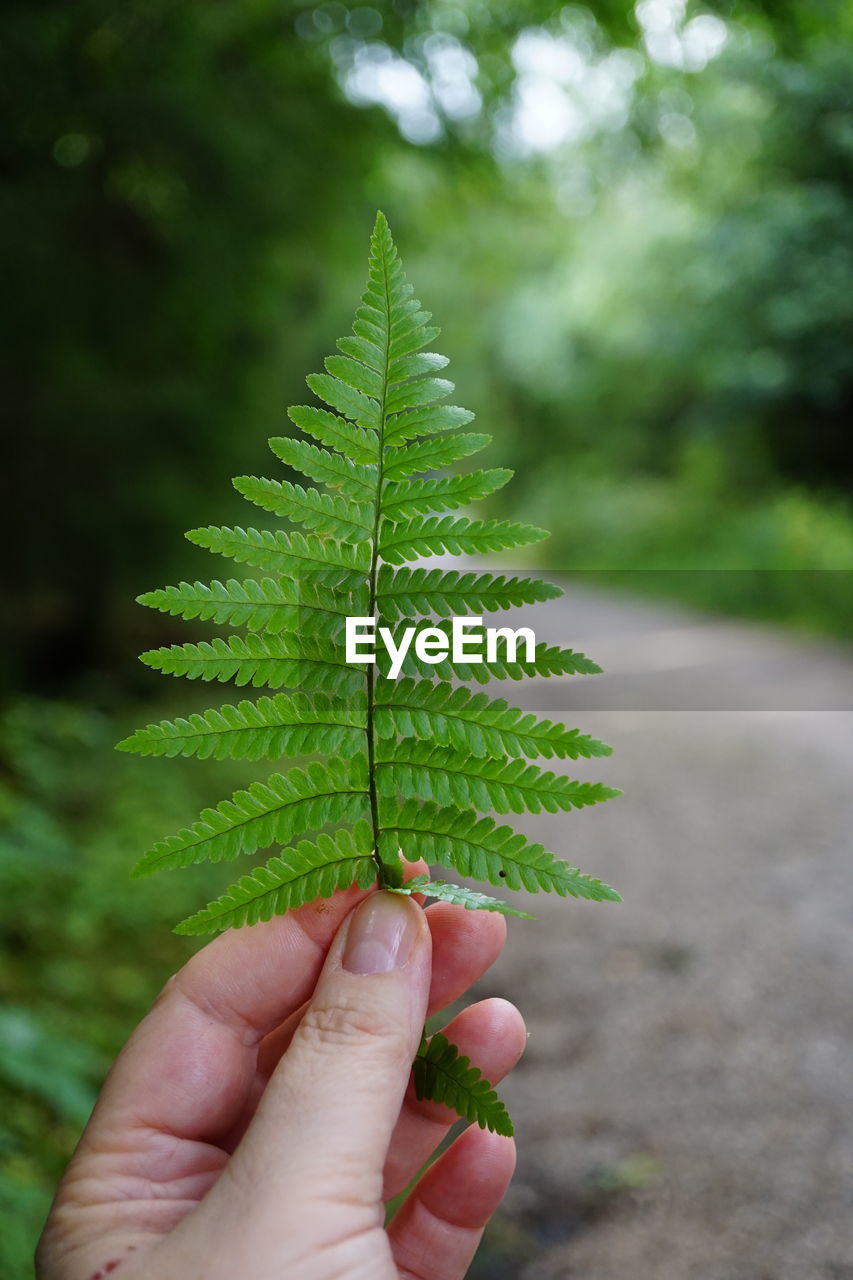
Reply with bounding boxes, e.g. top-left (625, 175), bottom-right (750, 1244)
top-left (297, 993), bottom-right (406, 1058)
